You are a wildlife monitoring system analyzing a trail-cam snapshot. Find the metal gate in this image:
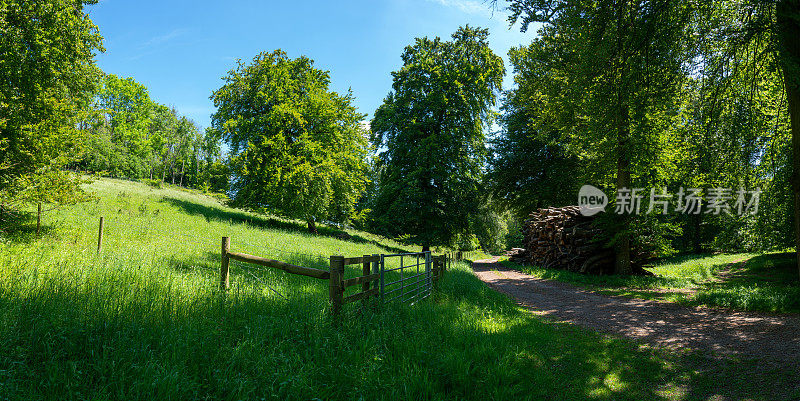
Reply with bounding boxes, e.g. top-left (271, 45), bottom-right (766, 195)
top-left (378, 251), bottom-right (432, 304)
